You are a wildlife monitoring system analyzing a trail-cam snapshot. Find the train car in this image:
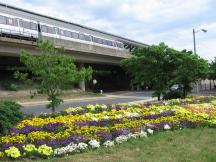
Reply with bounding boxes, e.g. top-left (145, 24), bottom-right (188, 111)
top-left (0, 13), bottom-right (38, 40)
top-left (0, 12), bottom-right (125, 50)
